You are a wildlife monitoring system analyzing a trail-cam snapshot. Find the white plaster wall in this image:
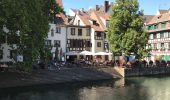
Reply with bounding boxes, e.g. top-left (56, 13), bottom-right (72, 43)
top-left (67, 27), bottom-right (90, 39)
top-left (91, 29), bottom-right (95, 53)
top-left (73, 15), bottom-right (85, 26)
top-left (46, 23), bottom-right (66, 58)
top-left (0, 43), bottom-right (16, 62)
